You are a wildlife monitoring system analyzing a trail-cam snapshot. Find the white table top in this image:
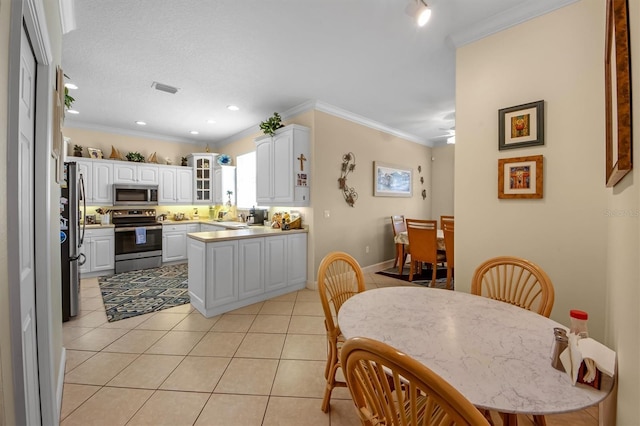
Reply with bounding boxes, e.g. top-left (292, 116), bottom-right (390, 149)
top-left (338, 287), bottom-right (613, 416)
